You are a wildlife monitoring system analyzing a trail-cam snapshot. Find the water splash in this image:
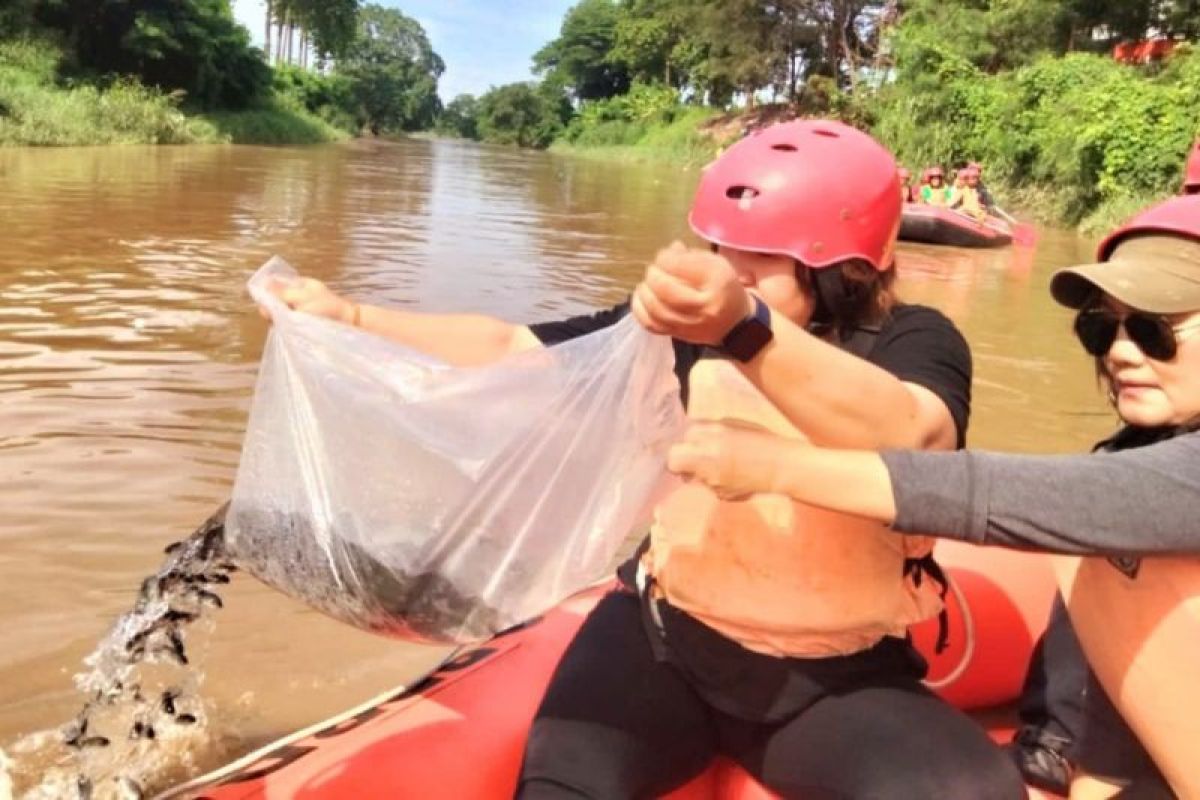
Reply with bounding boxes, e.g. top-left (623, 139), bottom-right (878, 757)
top-left (4, 506), bottom-right (237, 800)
